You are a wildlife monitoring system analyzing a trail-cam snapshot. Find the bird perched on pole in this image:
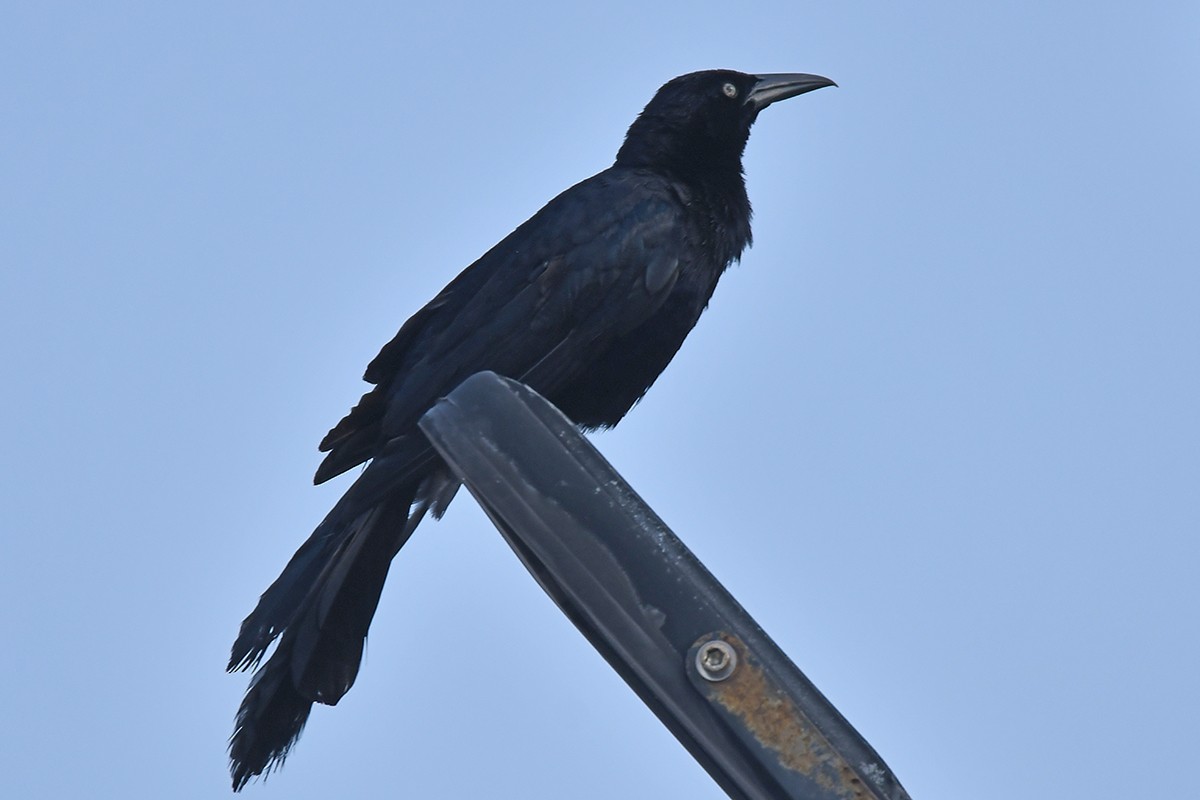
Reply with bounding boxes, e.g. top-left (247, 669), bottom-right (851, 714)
top-left (228, 68), bottom-right (835, 790)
